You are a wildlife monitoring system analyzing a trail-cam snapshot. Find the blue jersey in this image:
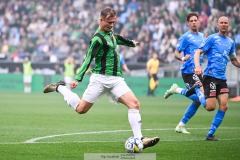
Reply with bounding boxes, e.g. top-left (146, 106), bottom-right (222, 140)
top-left (200, 33), bottom-right (236, 80)
top-left (176, 31), bottom-right (204, 74)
